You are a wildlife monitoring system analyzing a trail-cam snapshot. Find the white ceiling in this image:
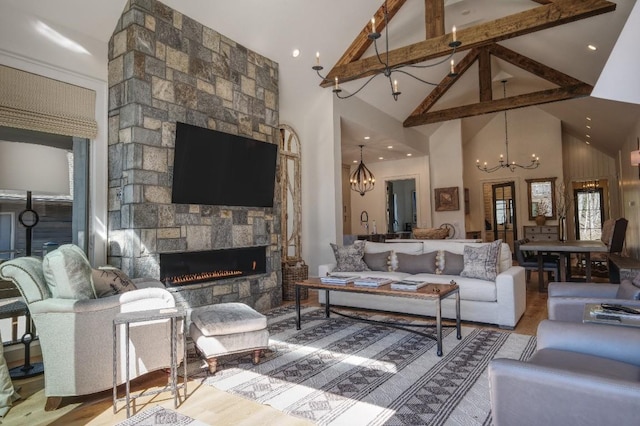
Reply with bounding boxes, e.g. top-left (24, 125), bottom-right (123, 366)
top-left (3, 0), bottom-right (639, 165)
